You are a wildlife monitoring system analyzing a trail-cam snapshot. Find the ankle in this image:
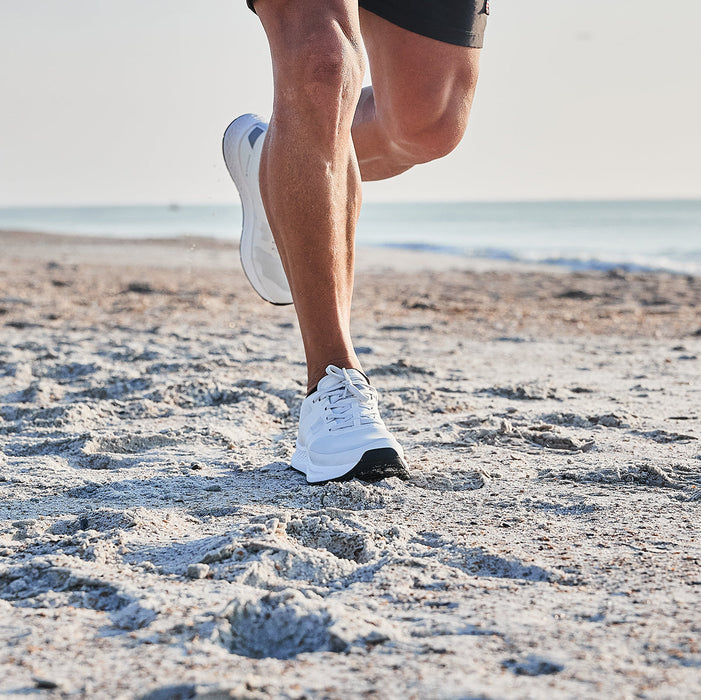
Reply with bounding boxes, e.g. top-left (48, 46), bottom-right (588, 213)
top-left (307, 355), bottom-right (362, 393)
